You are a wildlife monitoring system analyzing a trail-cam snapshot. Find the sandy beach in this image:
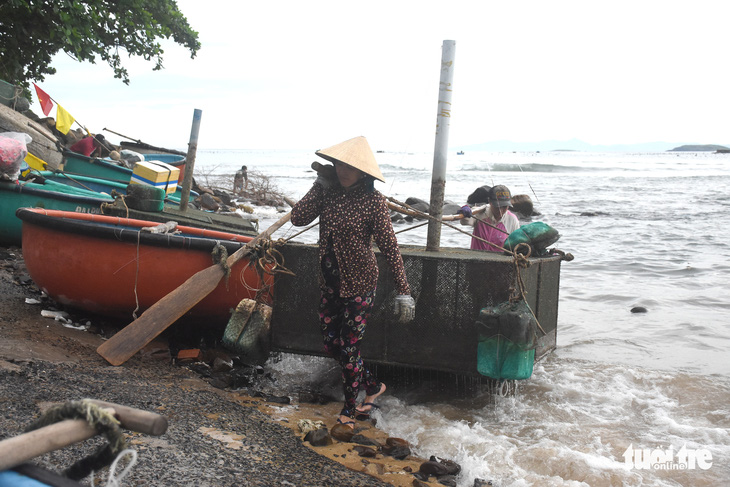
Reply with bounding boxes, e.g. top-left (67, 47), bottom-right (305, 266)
top-left (0, 245), bottom-right (438, 487)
